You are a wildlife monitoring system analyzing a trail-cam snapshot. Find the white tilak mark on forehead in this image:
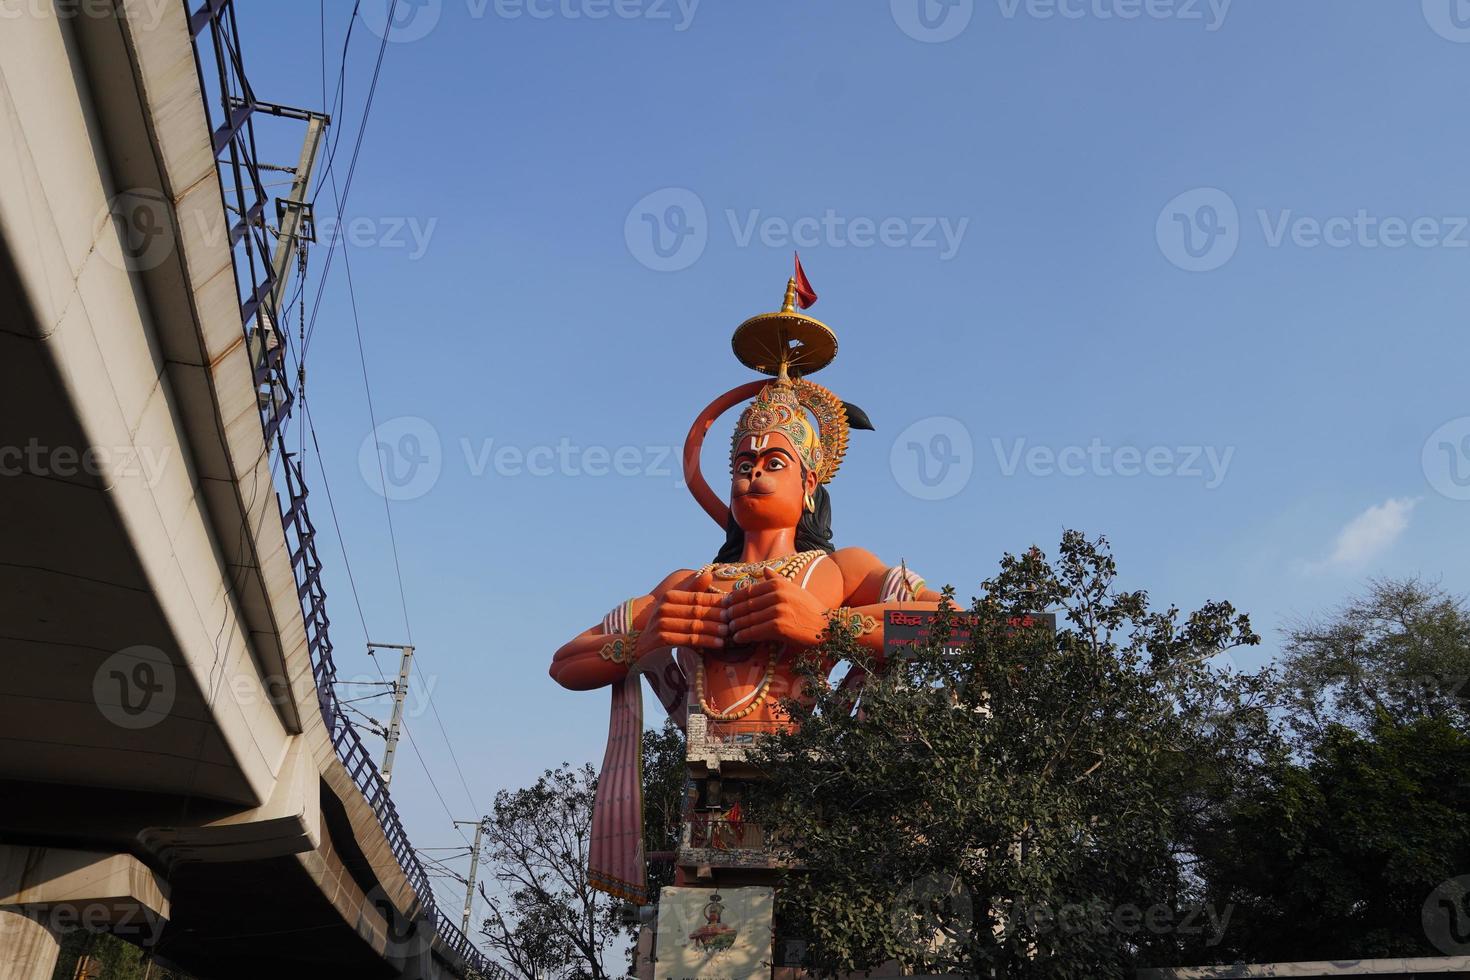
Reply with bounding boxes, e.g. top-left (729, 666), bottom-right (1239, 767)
top-left (748, 434), bottom-right (770, 453)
